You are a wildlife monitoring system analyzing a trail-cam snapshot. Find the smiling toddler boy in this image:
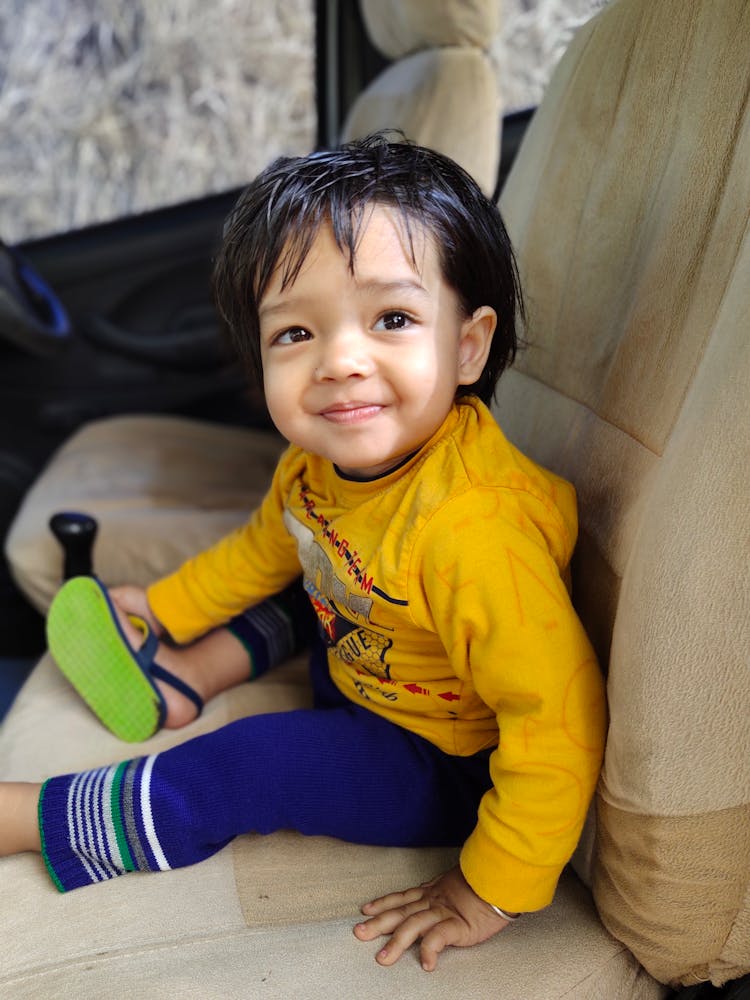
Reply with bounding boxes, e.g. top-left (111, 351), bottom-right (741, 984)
top-left (0, 135), bottom-right (605, 972)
